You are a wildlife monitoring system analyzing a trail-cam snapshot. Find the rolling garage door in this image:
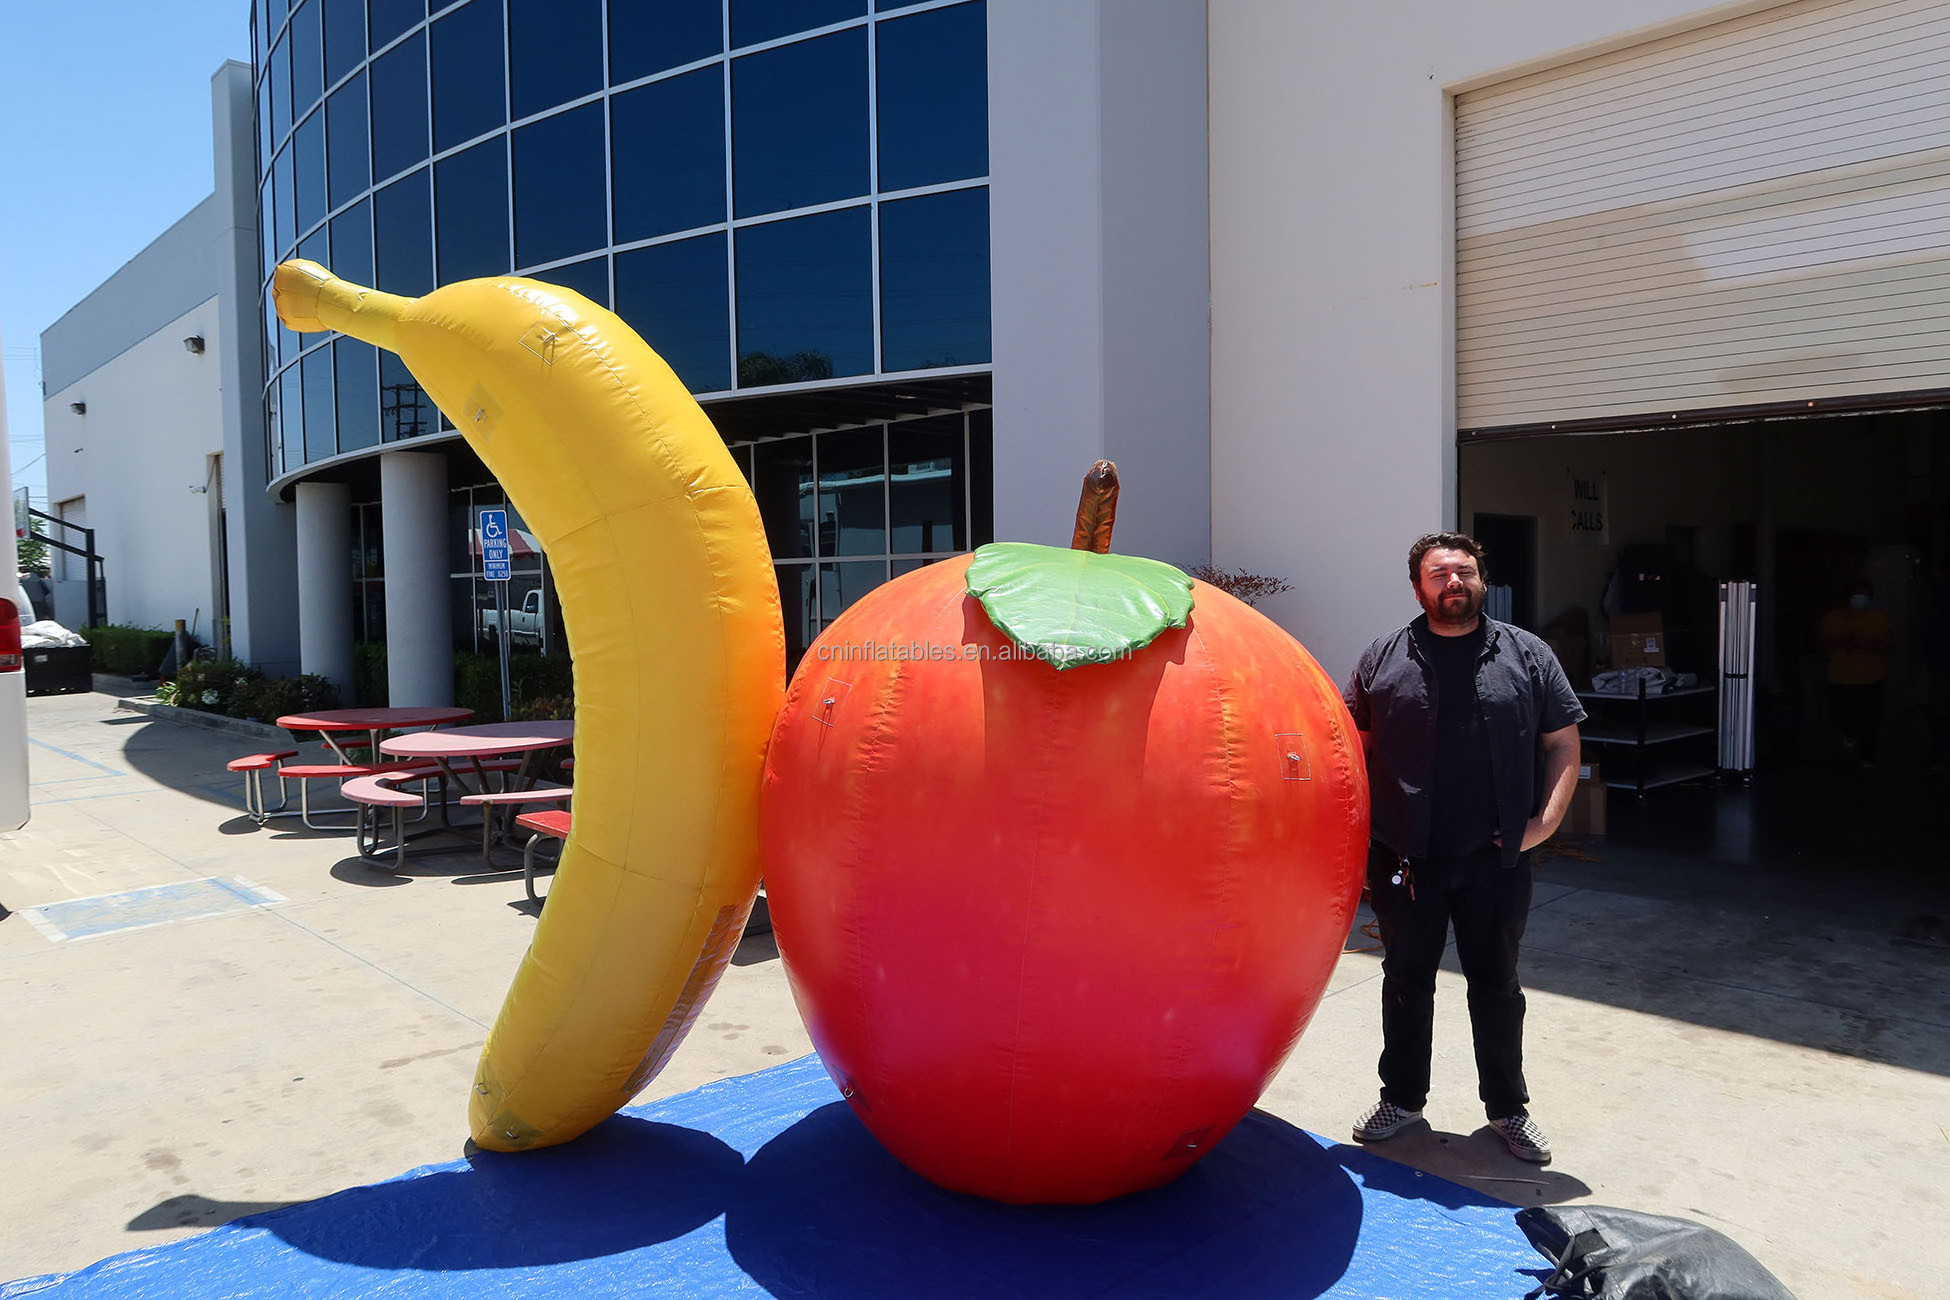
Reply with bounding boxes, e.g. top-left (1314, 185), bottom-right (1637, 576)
top-left (1456, 0), bottom-right (1950, 432)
